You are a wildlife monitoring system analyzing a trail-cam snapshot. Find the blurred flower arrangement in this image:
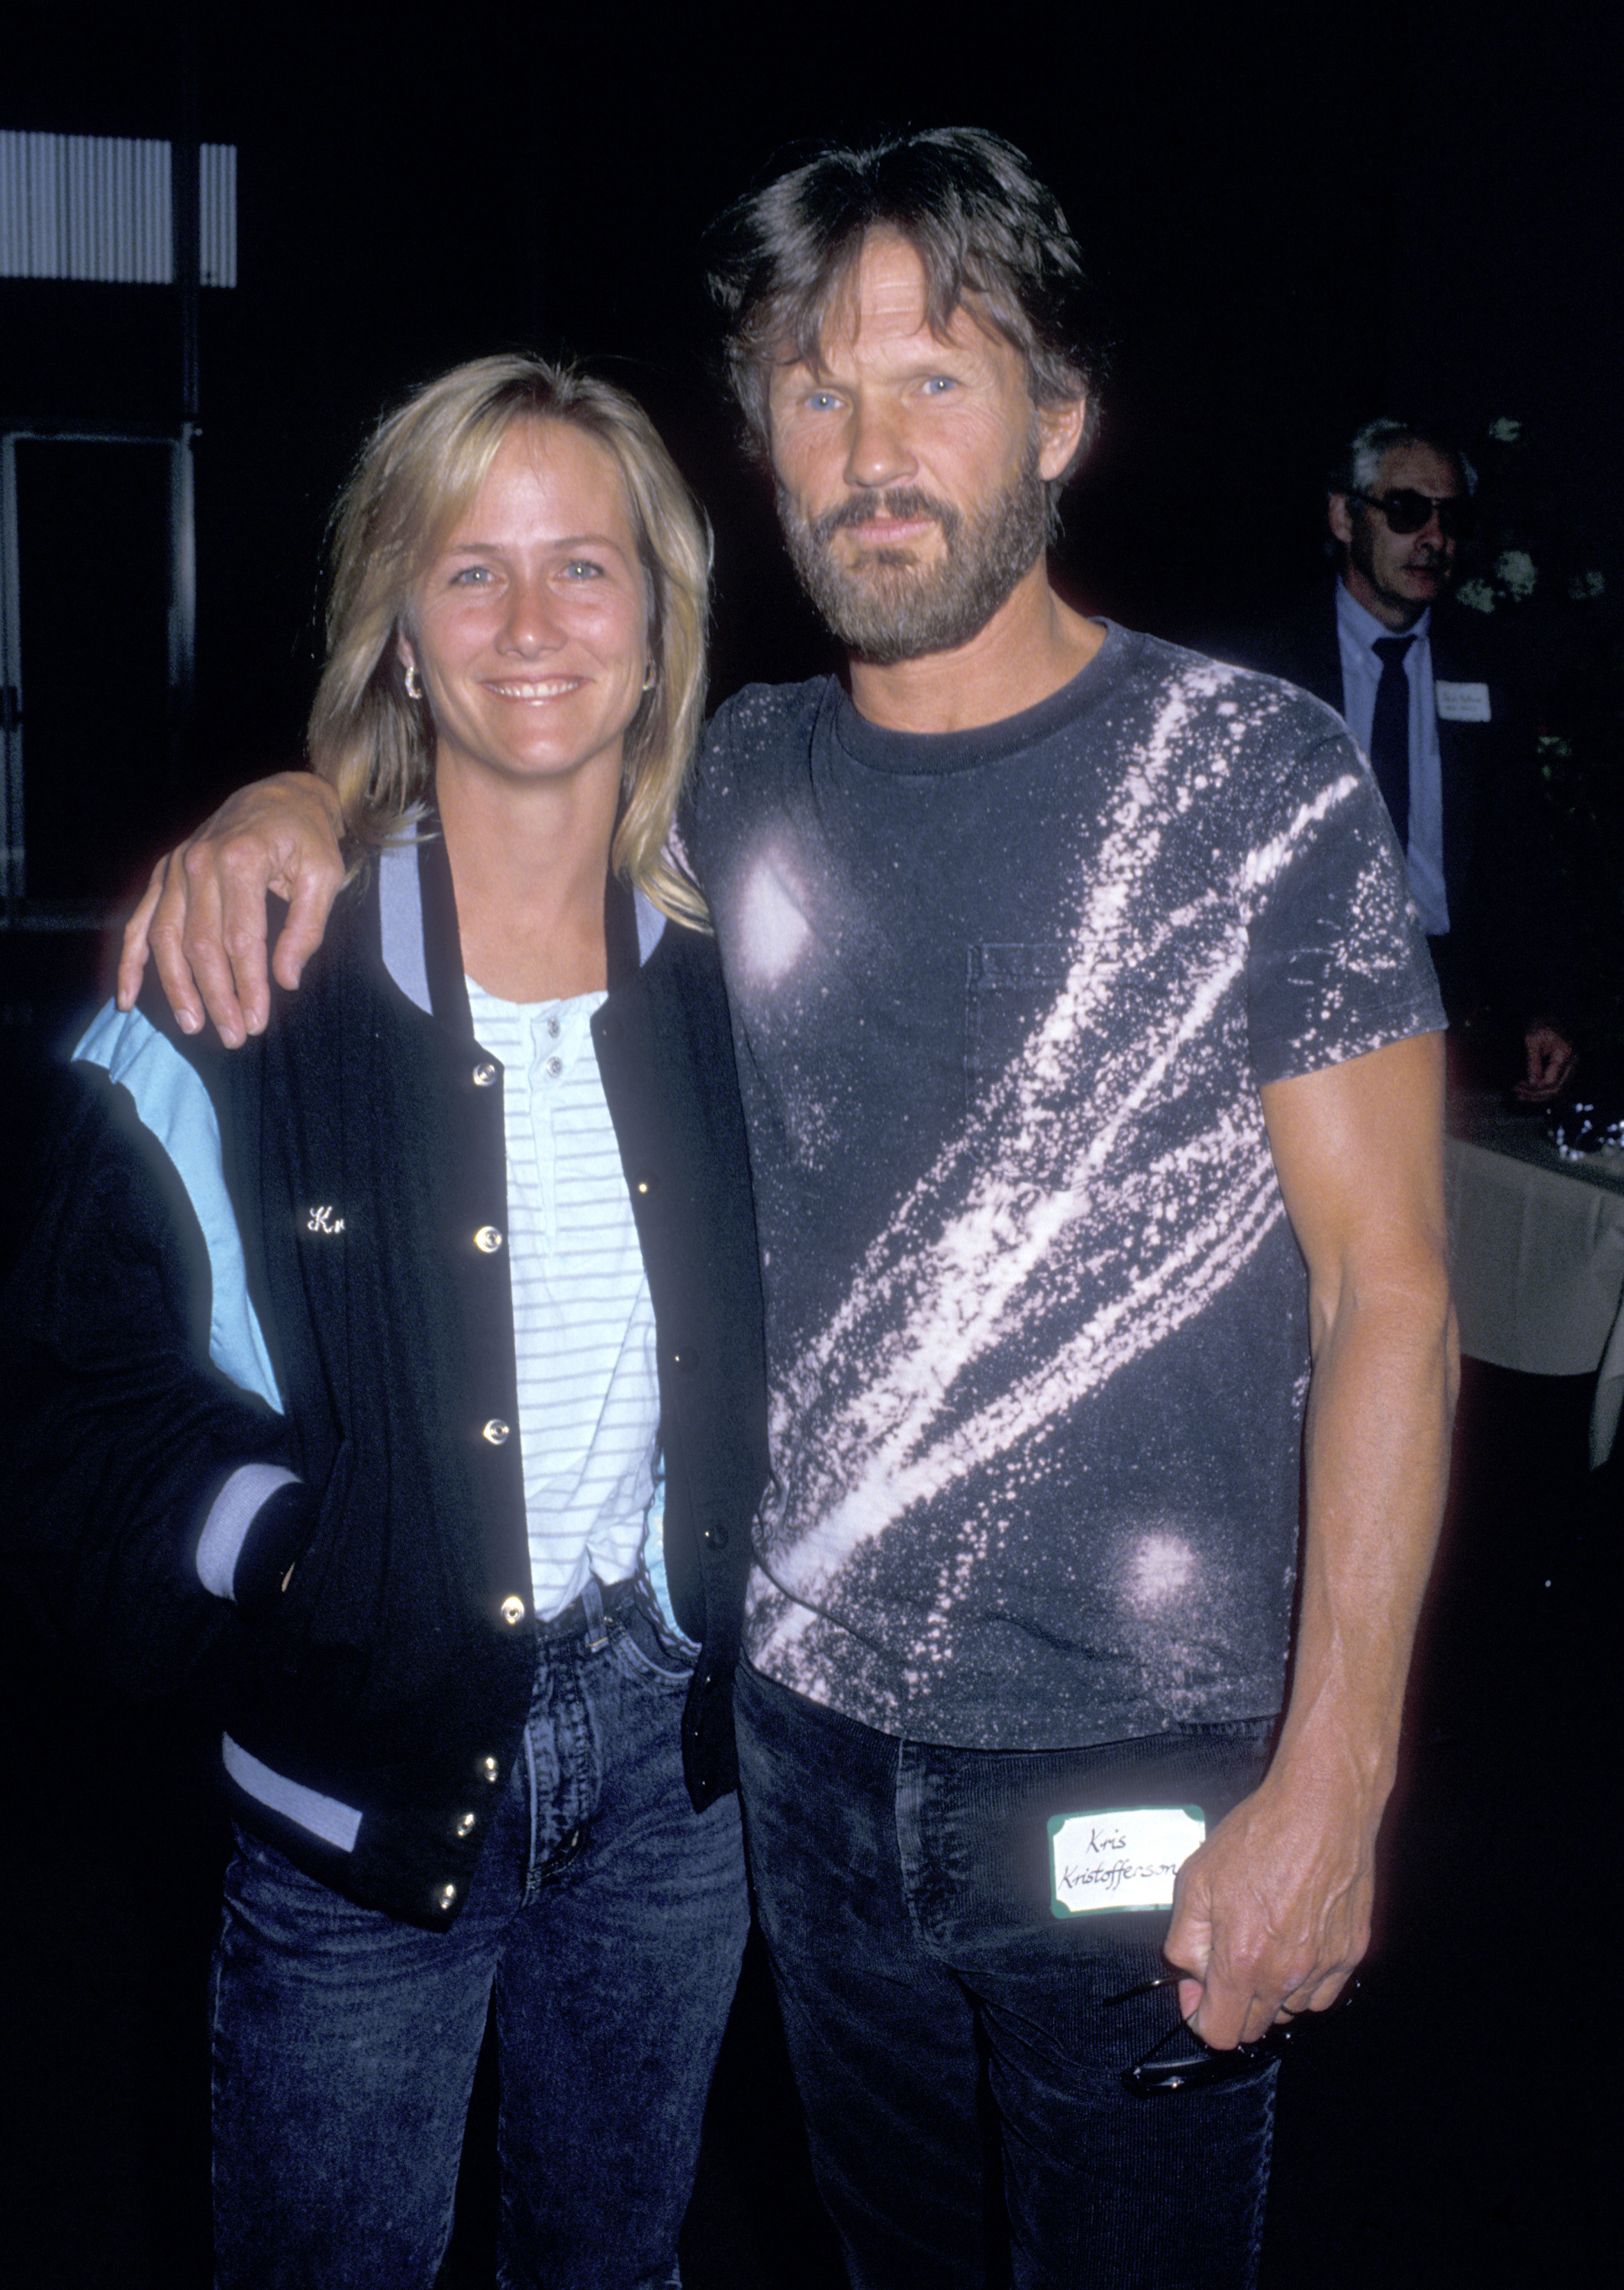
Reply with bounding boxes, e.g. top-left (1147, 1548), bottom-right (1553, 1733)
top-left (1453, 417), bottom-right (1624, 1077)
